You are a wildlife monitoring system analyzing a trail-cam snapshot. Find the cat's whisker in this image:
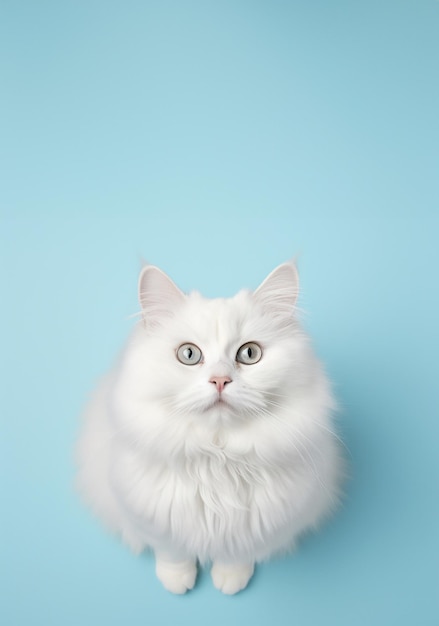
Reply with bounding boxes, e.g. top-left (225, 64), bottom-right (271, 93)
top-left (309, 421), bottom-right (352, 457)
top-left (263, 392), bottom-right (350, 455)
top-left (126, 310), bottom-right (144, 320)
top-left (265, 417), bottom-right (337, 505)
